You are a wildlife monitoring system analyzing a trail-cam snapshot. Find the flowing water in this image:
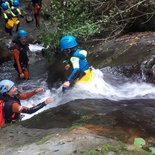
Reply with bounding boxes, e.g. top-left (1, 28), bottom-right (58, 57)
top-left (1, 44), bottom-right (155, 138)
